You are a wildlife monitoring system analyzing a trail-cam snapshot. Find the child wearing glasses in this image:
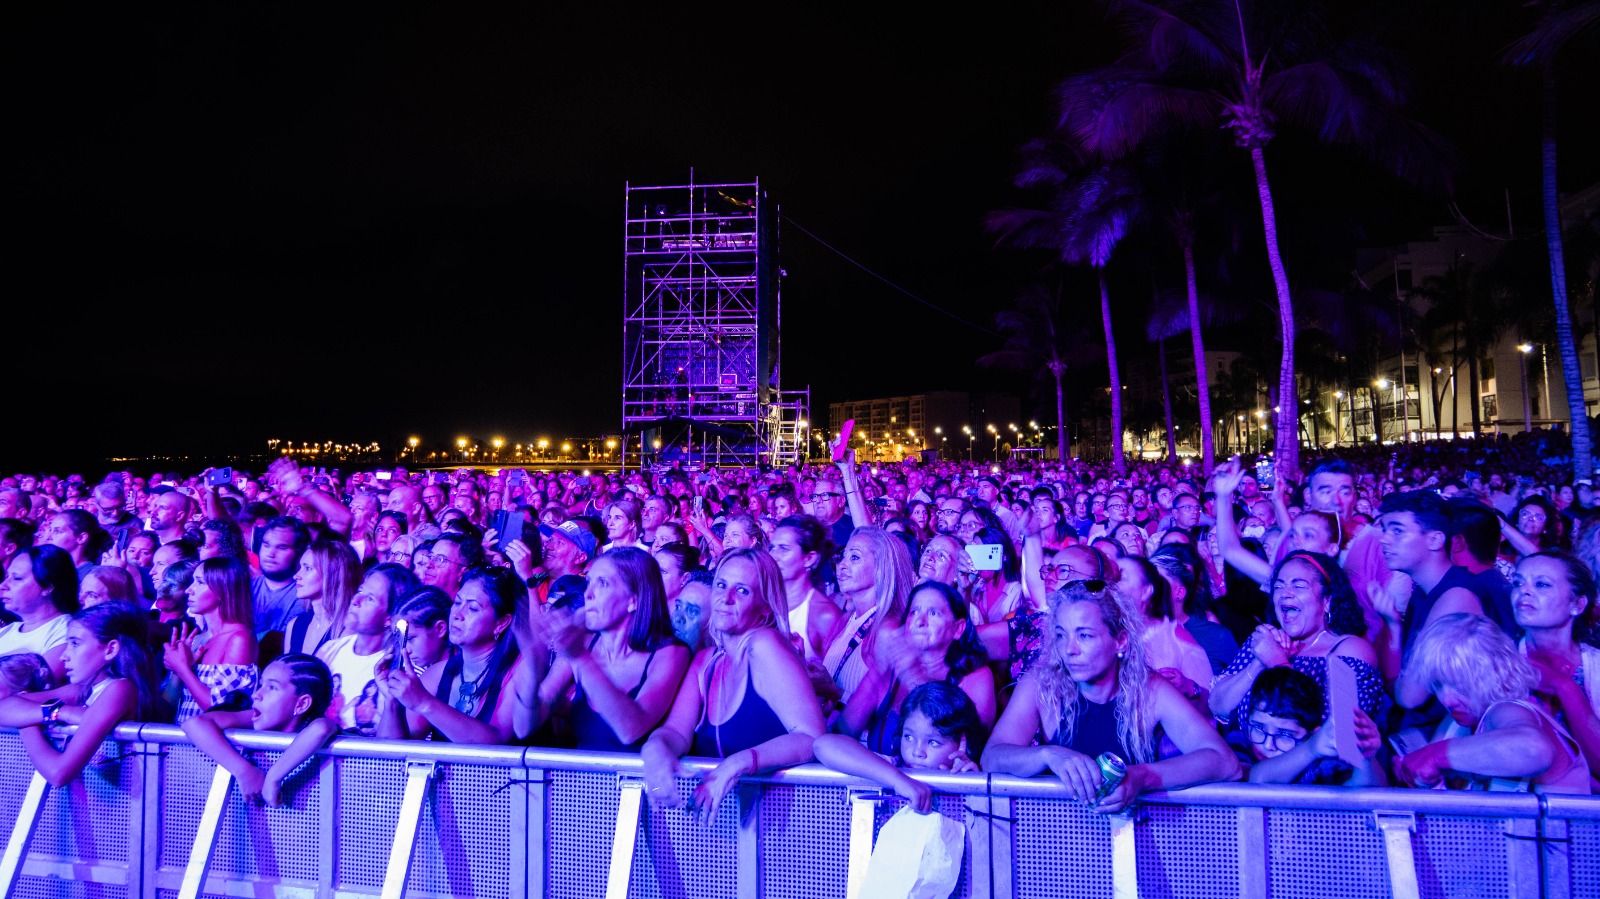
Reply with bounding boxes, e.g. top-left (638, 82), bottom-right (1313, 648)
top-left (1231, 667), bottom-right (1383, 786)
